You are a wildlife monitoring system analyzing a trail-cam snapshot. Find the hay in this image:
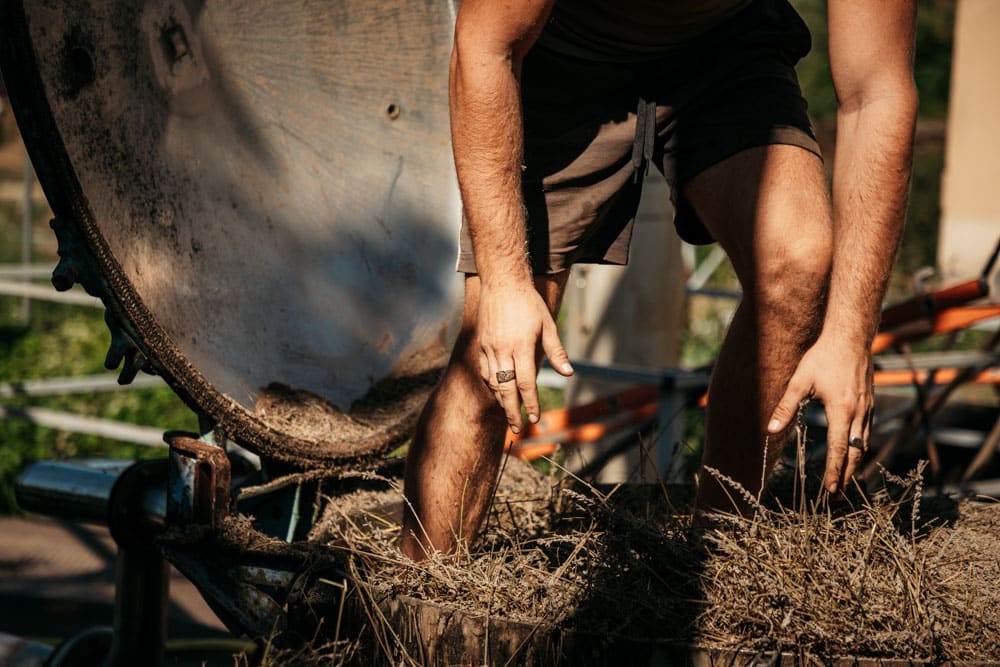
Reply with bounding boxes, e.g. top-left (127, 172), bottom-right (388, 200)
top-left (277, 426), bottom-right (1000, 664)
top-left (697, 466), bottom-right (1000, 662)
